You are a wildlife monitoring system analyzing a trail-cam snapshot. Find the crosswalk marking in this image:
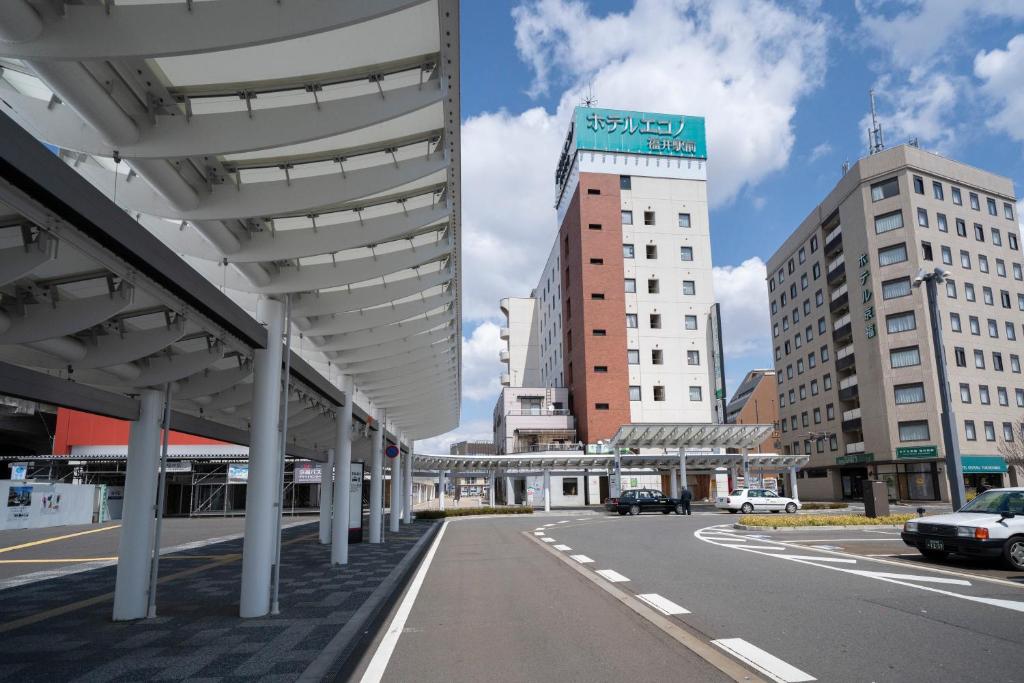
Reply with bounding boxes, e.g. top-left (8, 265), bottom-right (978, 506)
top-left (541, 537), bottom-right (555, 543)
